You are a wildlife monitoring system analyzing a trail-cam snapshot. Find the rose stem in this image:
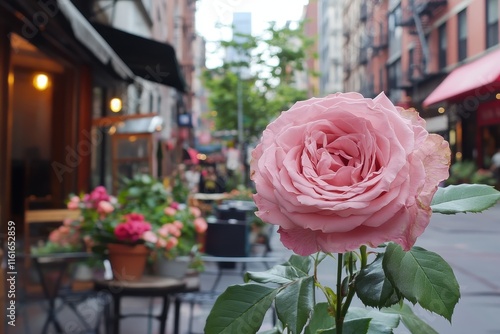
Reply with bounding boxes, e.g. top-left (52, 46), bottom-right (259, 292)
top-left (336, 252), bottom-right (344, 333)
